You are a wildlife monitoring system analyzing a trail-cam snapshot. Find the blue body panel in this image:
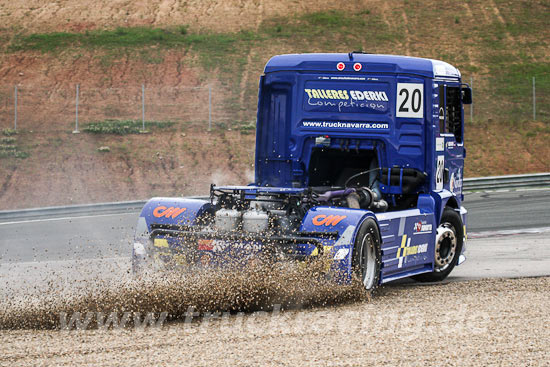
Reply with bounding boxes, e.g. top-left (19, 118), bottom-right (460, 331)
top-left (140, 197), bottom-right (210, 230)
top-left (263, 53), bottom-right (455, 77)
top-left (299, 206), bottom-right (376, 280)
top-left (375, 209), bottom-right (436, 282)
